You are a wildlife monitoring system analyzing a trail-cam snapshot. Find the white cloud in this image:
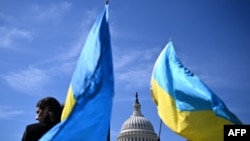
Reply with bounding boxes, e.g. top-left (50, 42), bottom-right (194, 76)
top-left (0, 26), bottom-right (33, 49)
top-left (0, 106), bottom-right (24, 119)
top-left (31, 1), bottom-right (71, 22)
top-left (37, 6), bottom-right (100, 63)
top-left (83, 9), bottom-right (99, 26)
top-left (2, 67), bottom-right (49, 95)
top-left (0, 6), bottom-right (100, 95)
top-left (113, 46), bottom-right (160, 90)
